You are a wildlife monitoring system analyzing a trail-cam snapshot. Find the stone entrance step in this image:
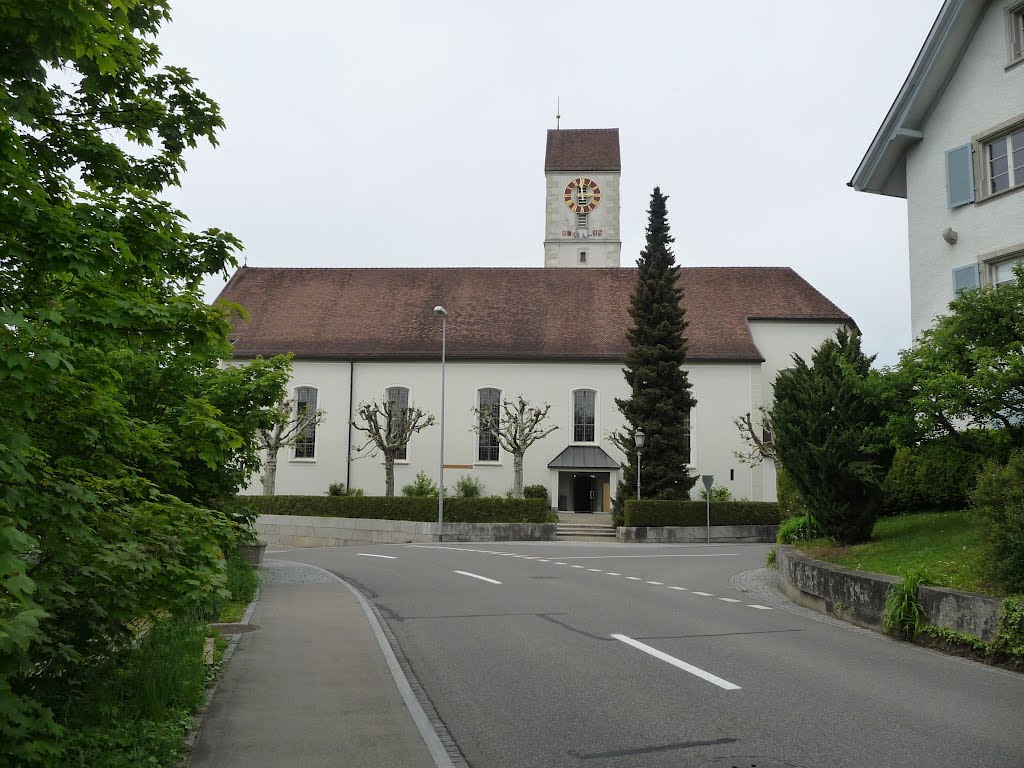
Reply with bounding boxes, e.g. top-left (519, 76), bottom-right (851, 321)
top-left (556, 522), bottom-right (617, 540)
